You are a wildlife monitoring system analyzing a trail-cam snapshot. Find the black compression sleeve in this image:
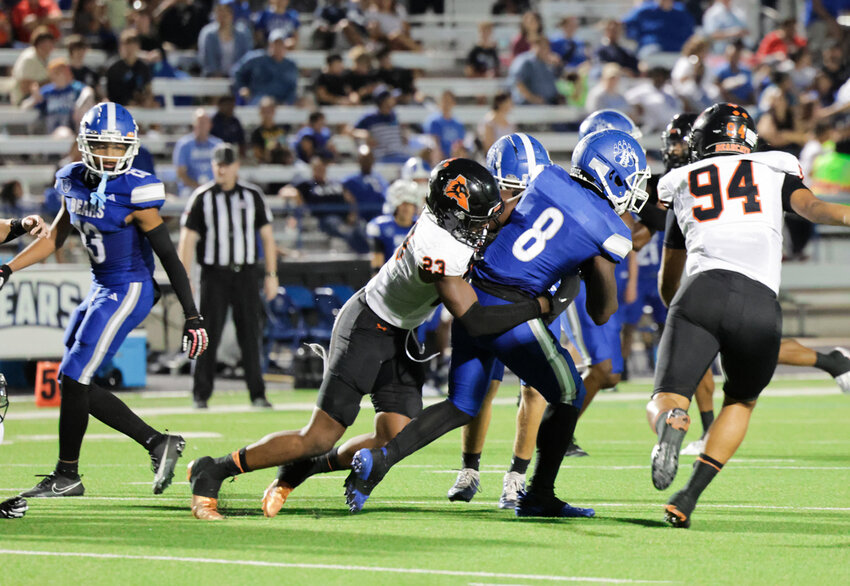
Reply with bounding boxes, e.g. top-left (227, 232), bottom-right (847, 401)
top-left (2, 219), bottom-right (26, 243)
top-left (636, 202), bottom-right (667, 234)
top-left (663, 208), bottom-right (686, 250)
top-left (781, 173), bottom-right (807, 212)
top-left (458, 298), bottom-right (542, 337)
top-left (144, 223), bottom-right (198, 318)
